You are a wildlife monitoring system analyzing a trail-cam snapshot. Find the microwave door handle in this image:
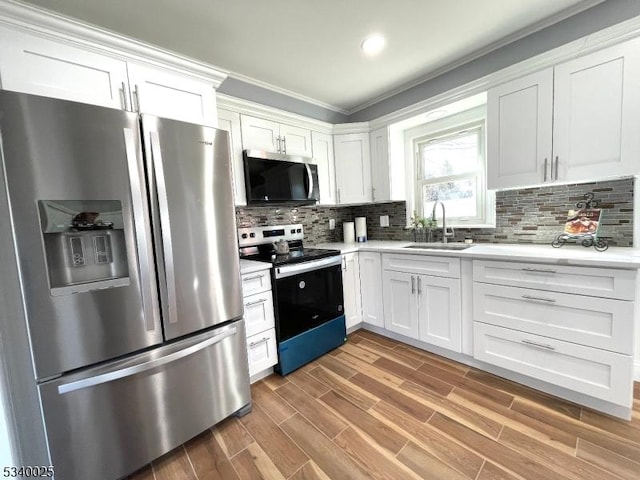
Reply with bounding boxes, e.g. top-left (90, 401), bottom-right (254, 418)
top-left (149, 131), bottom-right (179, 325)
top-left (123, 128), bottom-right (159, 332)
top-left (305, 164), bottom-right (314, 199)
